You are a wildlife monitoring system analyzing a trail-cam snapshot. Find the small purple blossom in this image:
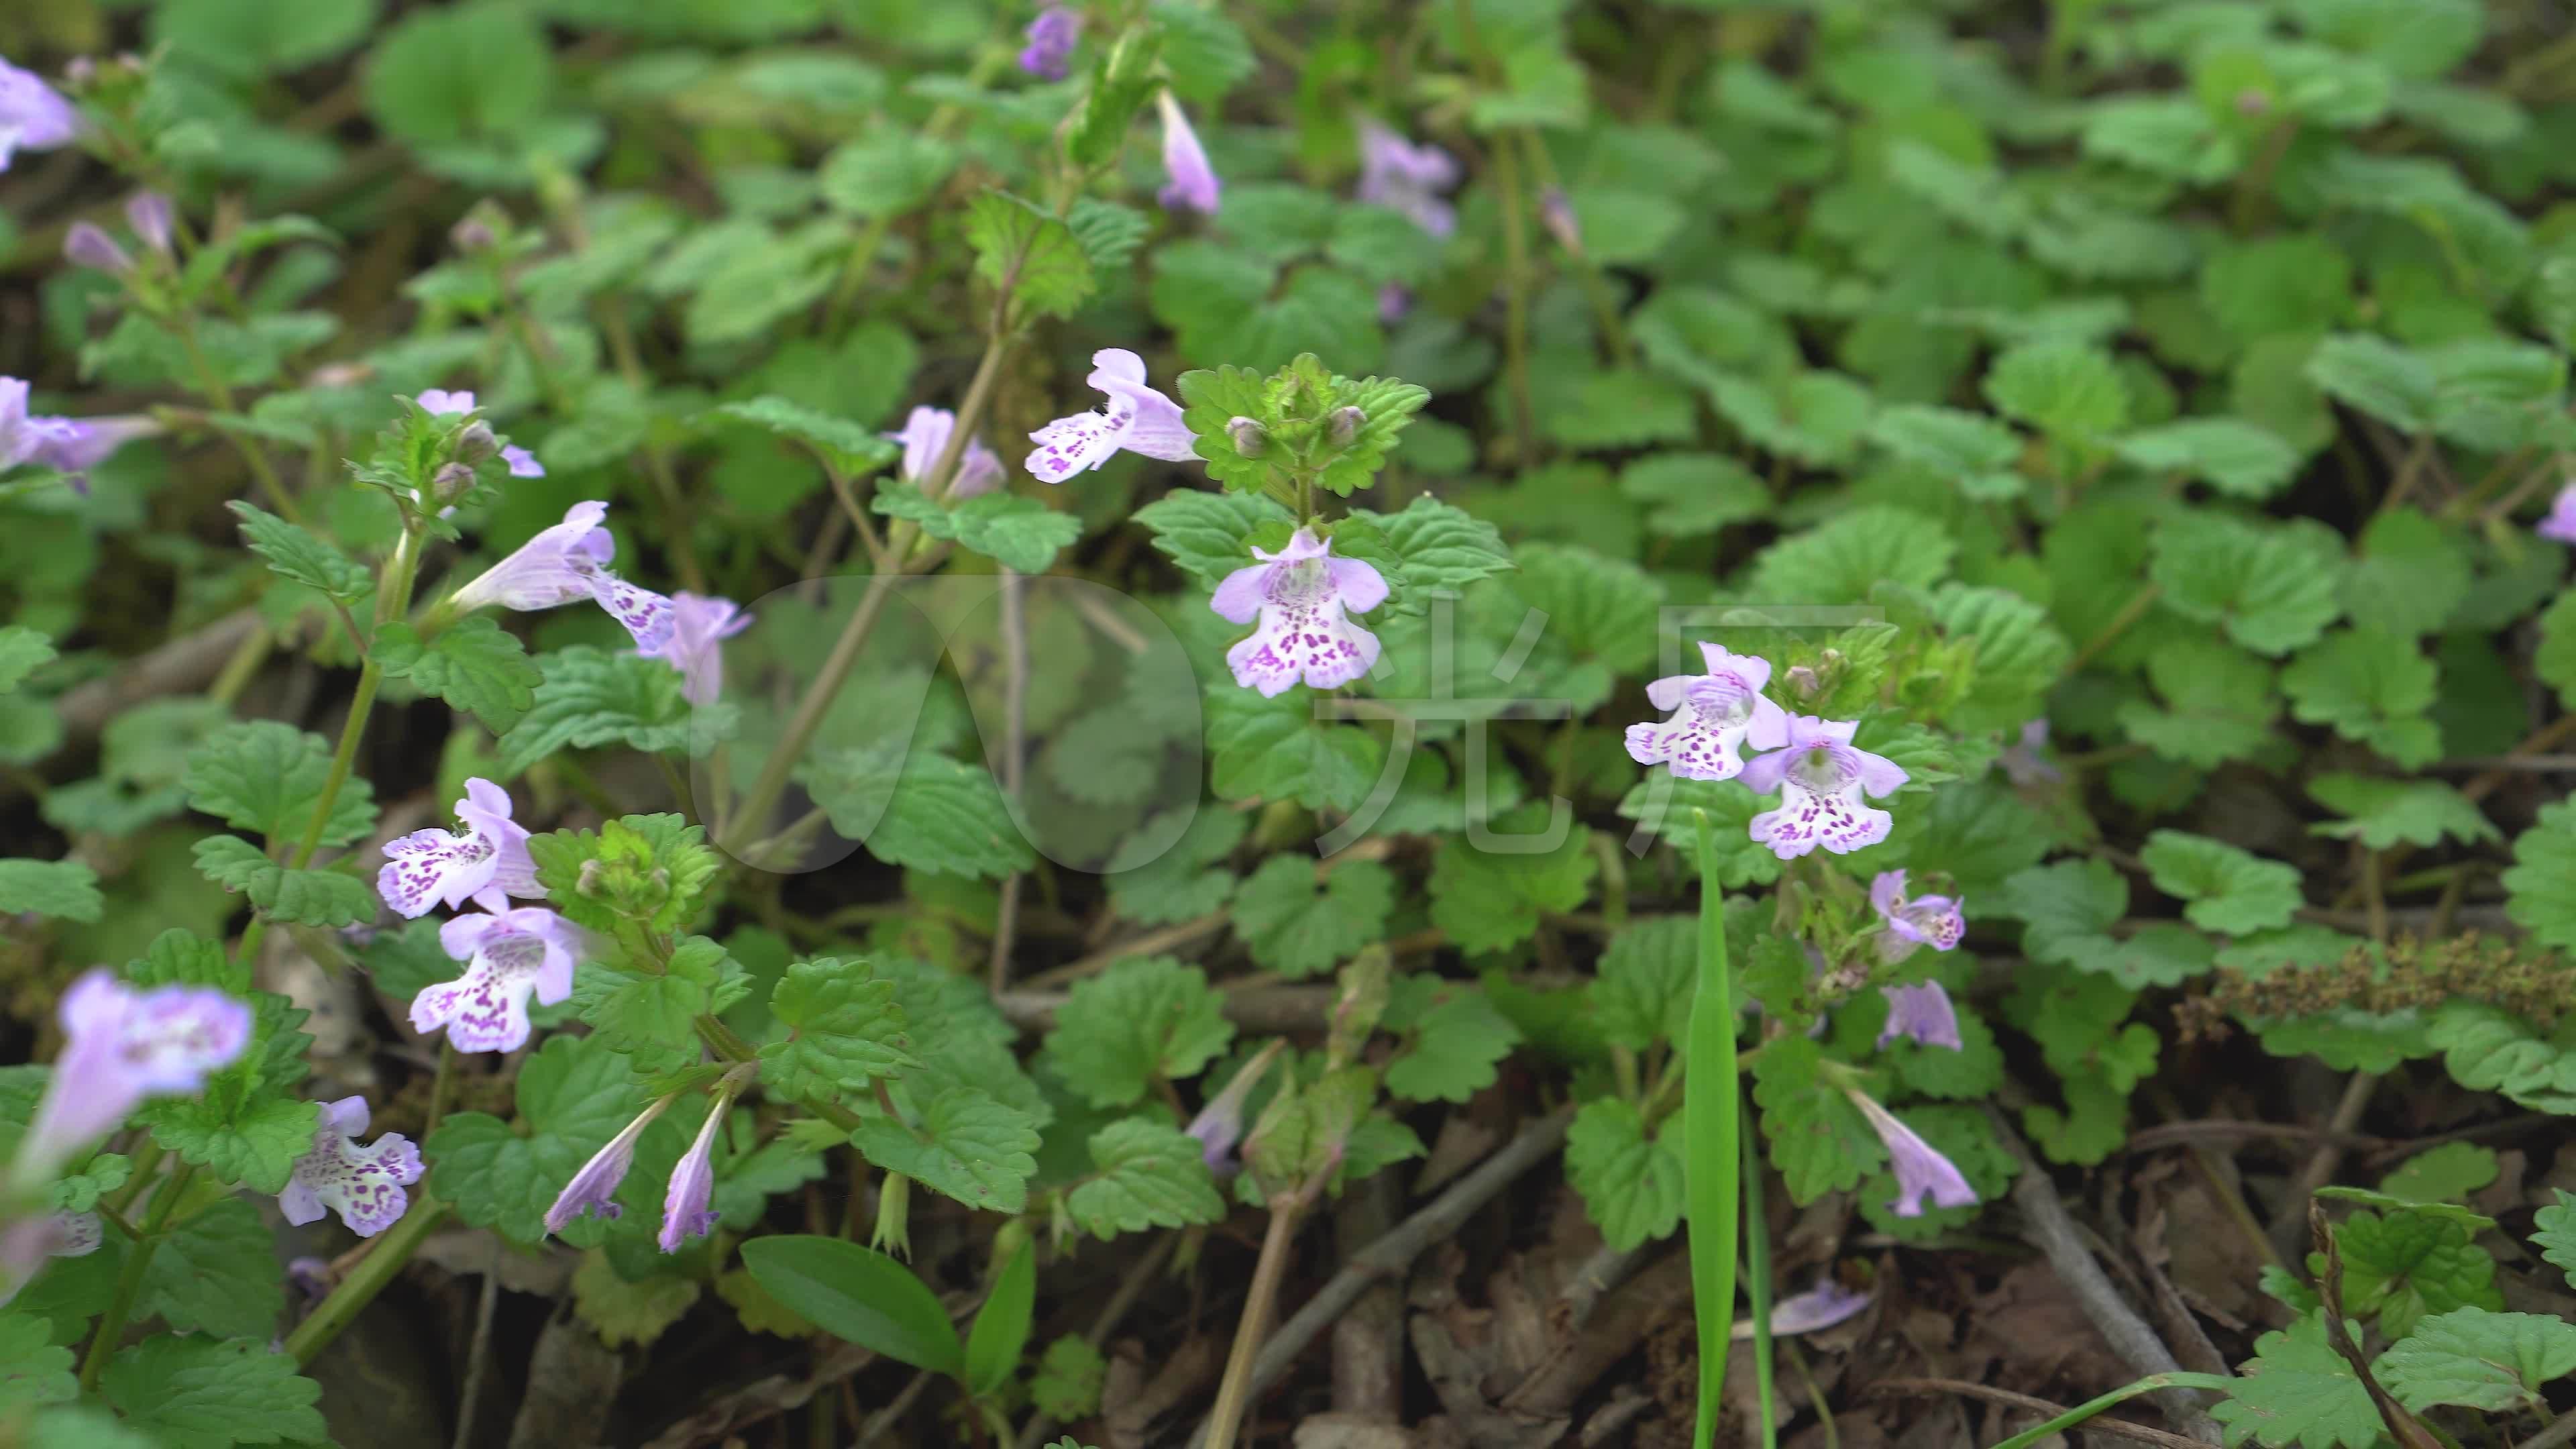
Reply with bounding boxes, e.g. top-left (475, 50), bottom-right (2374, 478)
top-left (1848, 1089), bottom-right (1977, 1218)
top-left (1212, 527), bottom-right (1388, 696)
top-left (9, 971), bottom-right (251, 1190)
top-left (378, 777), bottom-right (541, 919)
top-left (1356, 121), bottom-right (1460, 239)
top-left (286, 1256), bottom-right (333, 1302)
top-left (2543, 484), bottom-right (2576, 543)
top-left (279, 1097), bottom-right (423, 1238)
top-left (1625, 643), bottom-right (1792, 783)
top-left (1739, 715), bottom-right (1908, 859)
top-left (127, 193), bottom-right (172, 257)
top-left (1539, 186), bottom-right (1582, 255)
top-left (1024, 349), bottom-right (1197, 483)
top-left (63, 222), bottom-right (130, 274)
top-left (410, 908), bottom-right (582, 1054)
top-left (1876, 981), bottom-right (1962, 1053)
top-left (1870, 871), bottom-right (1964, 962)
top-left (1754, 1279), bottom-right (1872, 1338)
top-left (0, 59), bottom-right (78, 172)
top-left (500, 445), bottom-right (545, 478)
top-left (1187, 1045), bottom-right (1282, 1175)
top-left (446, 500), bottom-right (676, 651)
top-left (1378, 283), bottom-right (1412, 325)
top-left (1155, 91), bottom-right (1221, 215)
top-left (659, 1097), bottom-right (726, 1252)
top-left (637, 592), bottom-right (751, 707)
top-left (1998, 718), bottom-right (2061, 787)
top-left (891, 405), bottom-right (1004, 499)
top-left (1, 376), bottom-right (154, 492)
top-left (416, 388), bottom-right (478, 417)
top-left (1019, 5), bottom-right (1083, 80)
top-left (545, 1091), bottom-right (676, 1234)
